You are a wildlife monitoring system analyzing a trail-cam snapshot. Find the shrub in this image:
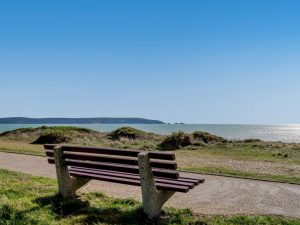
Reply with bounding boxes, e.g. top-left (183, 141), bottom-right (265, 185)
top-left (107, 127), bottom-right (146, 140)
top-left (159, 131), bottom-right (191, 150)
top-left (43, 126), bottom-right (92, 134)
top-left (32, 126), bottom-right (93, 144)
top-left (3, 126), bottom-right (99, 144)
top-left (33, 130), bottom-right (70, 144)
top-left (1, 126), bottom-right (92, 138)
top-left (33, 130), bottom-right (71, 144)
top-left (0, 127), bottom-right (46, 137)
top-left (192, 131), bottom-right (225, 143)
top-left (243, 138), bottom-right (261, 143)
